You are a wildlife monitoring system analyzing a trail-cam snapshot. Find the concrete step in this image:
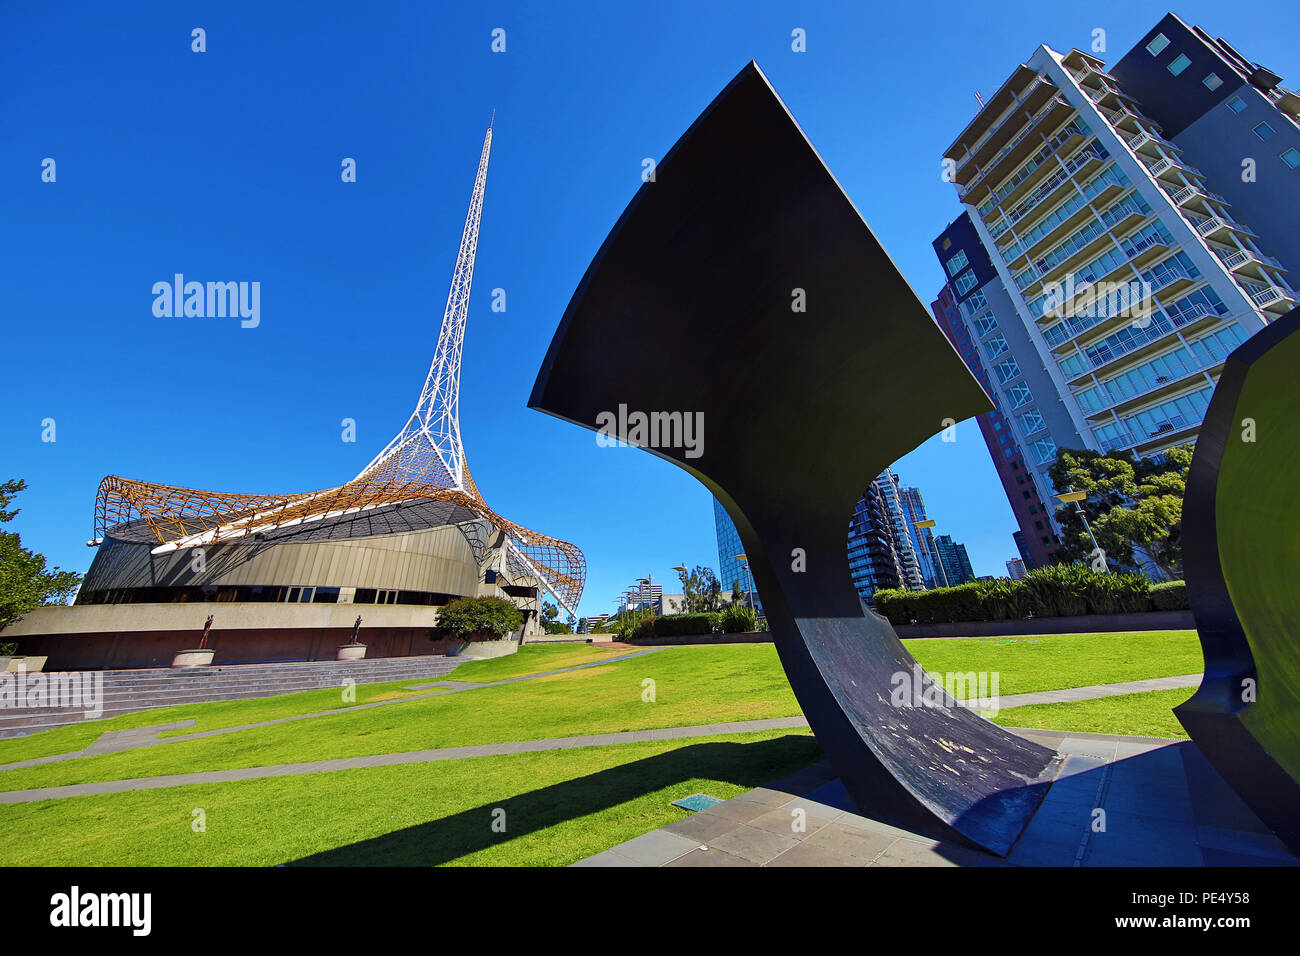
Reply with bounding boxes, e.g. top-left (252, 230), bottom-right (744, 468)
top-left (0, 656), bottom-right (462, 739)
